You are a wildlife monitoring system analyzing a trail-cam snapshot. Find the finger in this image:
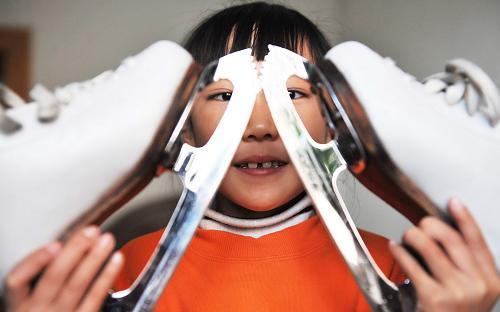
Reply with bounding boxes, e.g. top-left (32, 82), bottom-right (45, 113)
top-left (389, 241), bottom-right (437, 290)
top-left (55, 233), bottom-right (116, 310)
top-left (419, 216), bottom-right (478, 275)
top-left (448, 198), bottom-right (496, 272)
top-left (402, 226), bottom-right (457, 282)
top-left (30, 226), bottom-right (100, 306)
top-left (5, 242), bottom-right (61, 308)
top-left (77, 251), bottom-right (124, 312)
